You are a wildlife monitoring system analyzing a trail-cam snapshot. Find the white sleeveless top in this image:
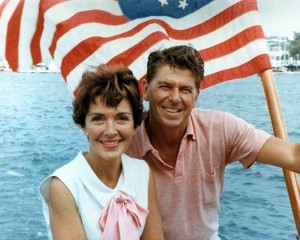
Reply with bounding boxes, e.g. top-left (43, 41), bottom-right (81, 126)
top-left (39, 152), bottom-right (149, 240)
